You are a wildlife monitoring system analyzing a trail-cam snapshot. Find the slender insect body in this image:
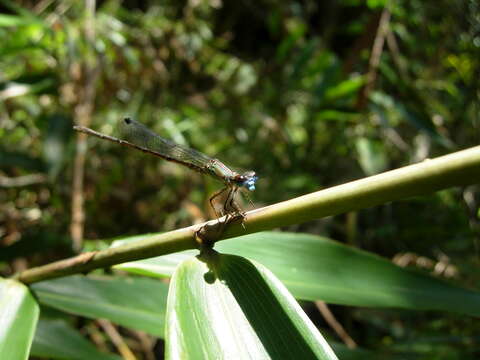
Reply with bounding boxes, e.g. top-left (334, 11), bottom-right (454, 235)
top-left (74, 118), bottom-right (258, 218)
